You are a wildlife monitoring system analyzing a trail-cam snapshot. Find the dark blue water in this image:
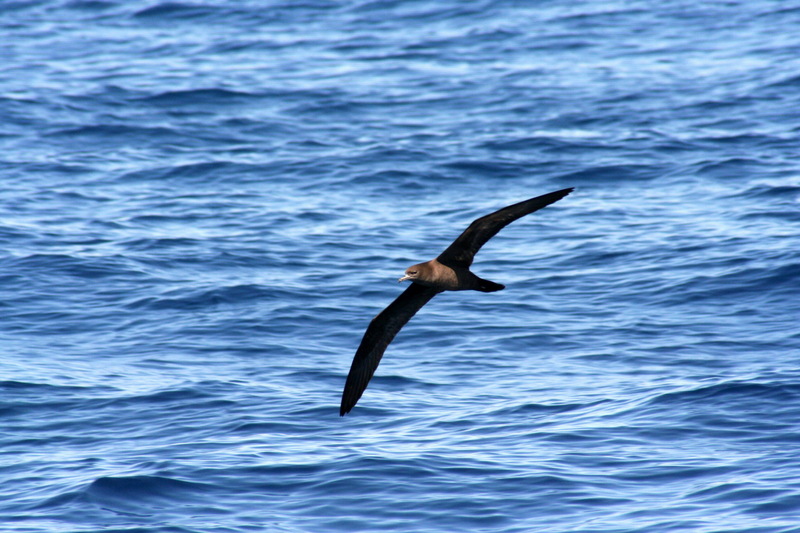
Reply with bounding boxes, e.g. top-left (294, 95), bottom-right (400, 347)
top-left (2, 1), bottom-right (800, 531)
